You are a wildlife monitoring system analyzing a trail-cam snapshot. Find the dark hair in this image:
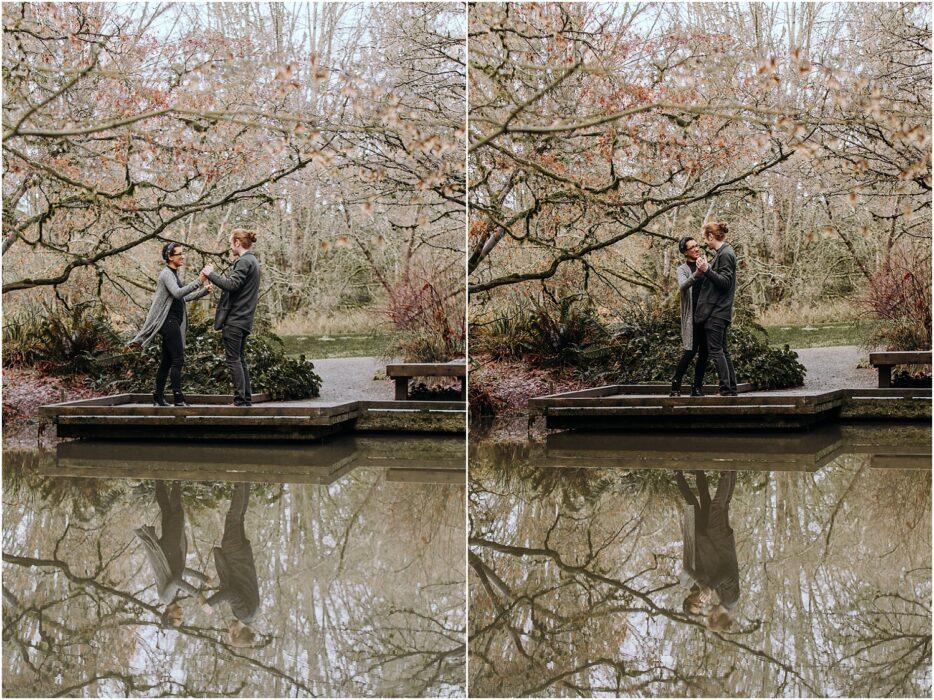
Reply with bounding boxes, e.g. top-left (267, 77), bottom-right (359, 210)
top-left (161, 242), bottom-right (181, 262)
top-left (703, 221), bottom-right (729, 242)
top-left (678, 236), bottom-right (696, 254)
top-left (230, 229), bottom-right (258, 249)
